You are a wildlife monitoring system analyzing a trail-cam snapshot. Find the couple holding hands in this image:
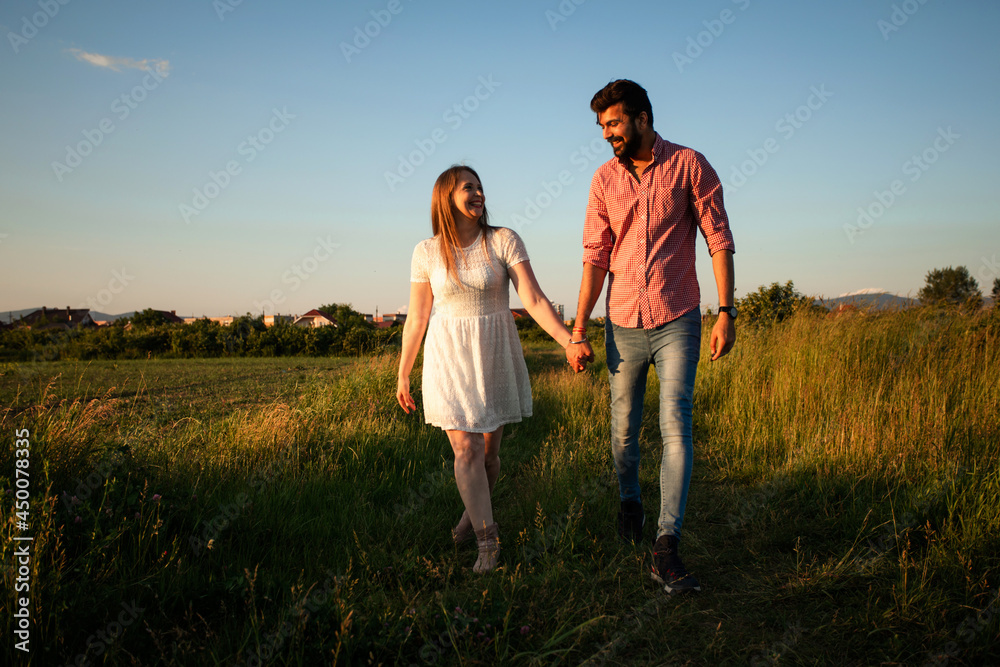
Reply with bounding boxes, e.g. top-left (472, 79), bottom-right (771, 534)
top-left (396, 79), bottom-right (737, 593)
